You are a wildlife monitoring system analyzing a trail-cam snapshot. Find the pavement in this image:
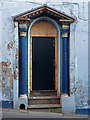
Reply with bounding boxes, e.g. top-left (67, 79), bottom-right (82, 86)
top-left (0, 108), bottom-right (89, 119)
